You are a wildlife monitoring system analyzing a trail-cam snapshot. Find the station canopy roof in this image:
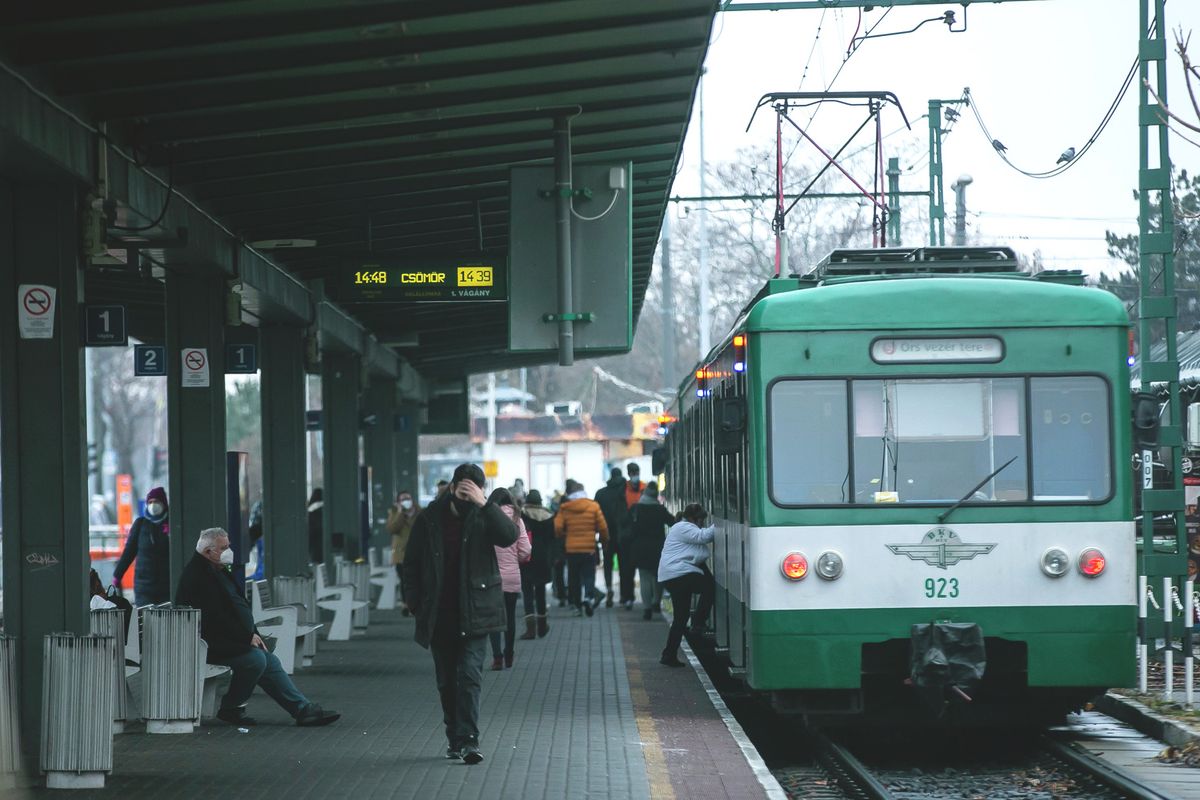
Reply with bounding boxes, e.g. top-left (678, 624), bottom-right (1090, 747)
top-left (0, 1), bottom-right (717, 378)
